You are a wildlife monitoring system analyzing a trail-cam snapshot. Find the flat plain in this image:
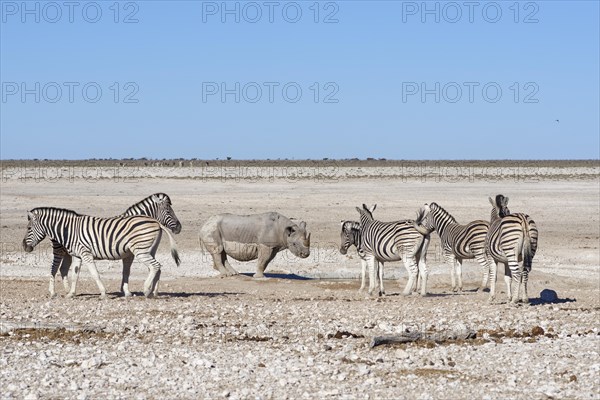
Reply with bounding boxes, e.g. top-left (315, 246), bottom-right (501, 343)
top-left (1, 160), bottom-right (599, 399)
